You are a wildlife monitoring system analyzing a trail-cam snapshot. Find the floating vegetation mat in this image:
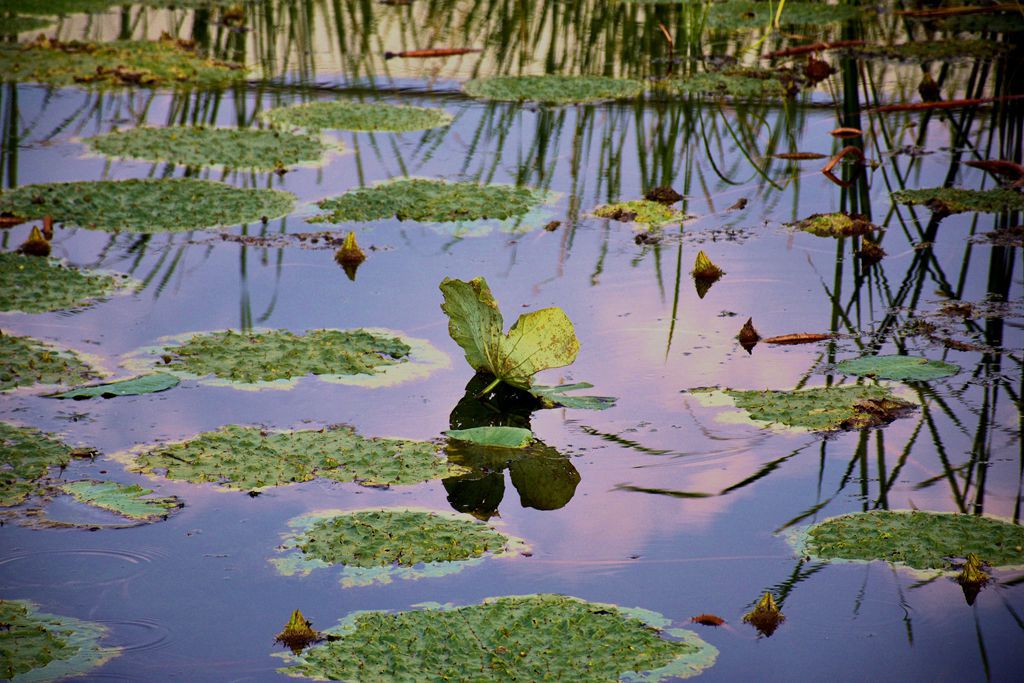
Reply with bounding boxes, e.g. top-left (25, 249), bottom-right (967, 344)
top-left (0, 599), bottom-right (118, 681)
top-left (463, 75), bottom-right (644, 104)
top-left (122, 424), bottom-right (464, 492)
top-left (835, 355), bottom-right (959, 382)
top-left (689, 385), bottom-right (916, 432)
top-left (0, 179), bottom-right (295, 233)
top-left (792, 510), bottom-right (1024, 573)
top-left (664, 70), bottom-right (789, 98)
top-left (0, 252), bottom-right (136, 313)
top-left (592, 199), bottom-right (687, 227)
top-left (706, 1), bottom-right (861, 30)
top-left (84, 126), bottom-right (327, 170)
top-left (0, 37), bottom-right (246, 88)
top-left (0, 422), bottom-right (76, 507)
top-left (278, 594), bottom-right (717, 681)
top-left (852, 39), bottom-right (1007, 62)
top-left (892, 187), bottom-right (1024, 215)
top-left (0, 334), bottom-right (98, 393)
top-left (261, 101), bottom-right (453, 132)
top-left (790, 212), bottom-right (877, 237)
top-left (134, 327), bottom-right (447, 389)
top-left (272, 508), bottom-right (527, 587)
top-left (59, 480), bottom-right (182, 522)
